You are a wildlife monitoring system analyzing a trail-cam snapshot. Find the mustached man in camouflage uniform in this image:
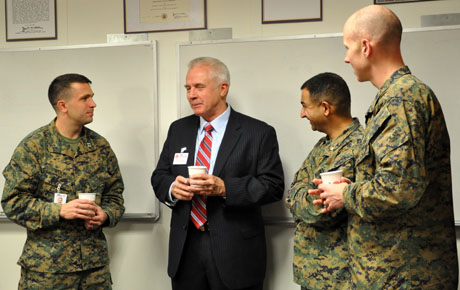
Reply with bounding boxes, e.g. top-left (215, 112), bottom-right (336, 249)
top-left (310, 5), bottom-right (458, 289)
top-left (2, 74), bottom-right (125, 289)
top-left (286, 72), bottom-right (363, 290)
